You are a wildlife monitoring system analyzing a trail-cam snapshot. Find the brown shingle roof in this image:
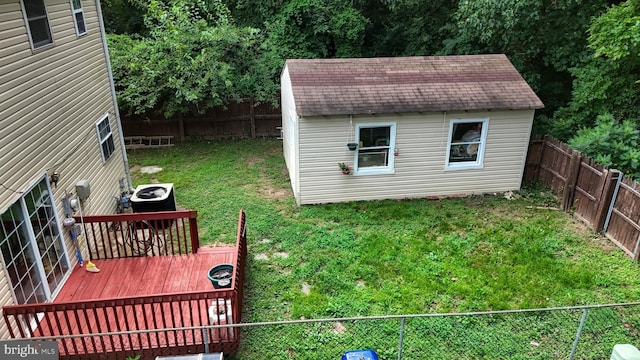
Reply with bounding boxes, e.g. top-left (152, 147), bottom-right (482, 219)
top-left (284, 55), bottom-right (544, 117)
